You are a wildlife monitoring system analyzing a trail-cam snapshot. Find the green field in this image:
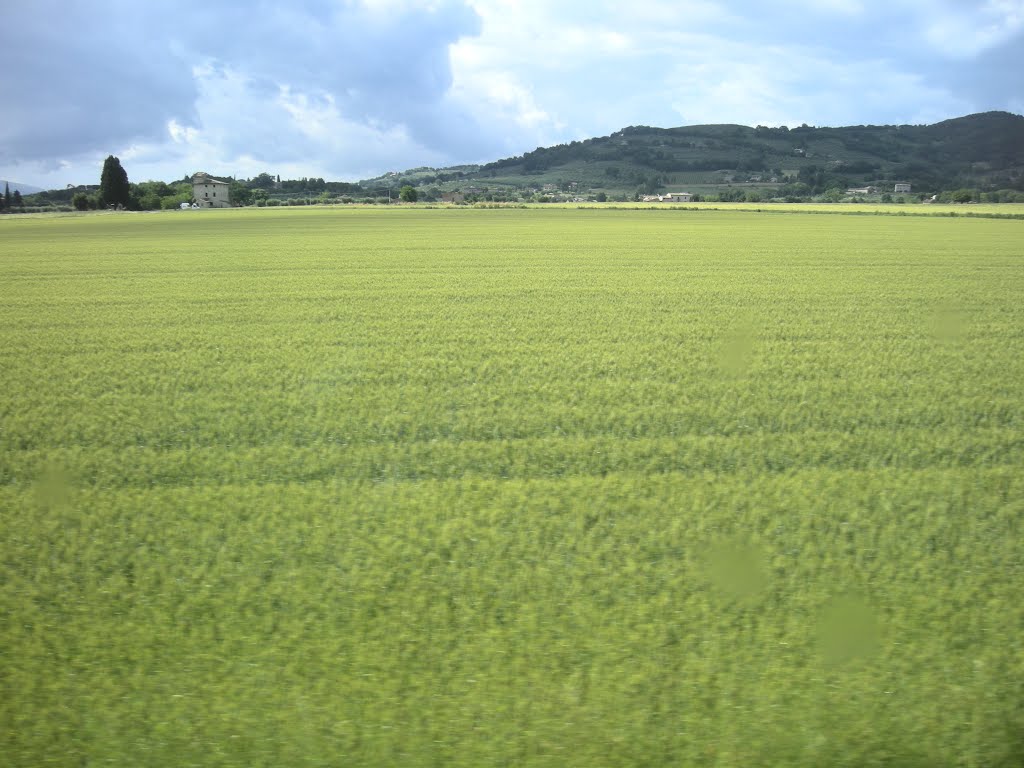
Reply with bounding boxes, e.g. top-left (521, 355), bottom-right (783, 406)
top-left (557, 201), bottom-right (1024, 217)
top-left (2, 207), bottom-right (1023, 766)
